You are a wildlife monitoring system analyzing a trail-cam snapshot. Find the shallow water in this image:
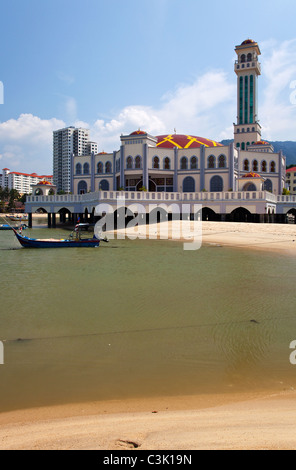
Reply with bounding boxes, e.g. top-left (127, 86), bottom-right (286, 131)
top-left (0, 223), bottom-right (296, 411)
